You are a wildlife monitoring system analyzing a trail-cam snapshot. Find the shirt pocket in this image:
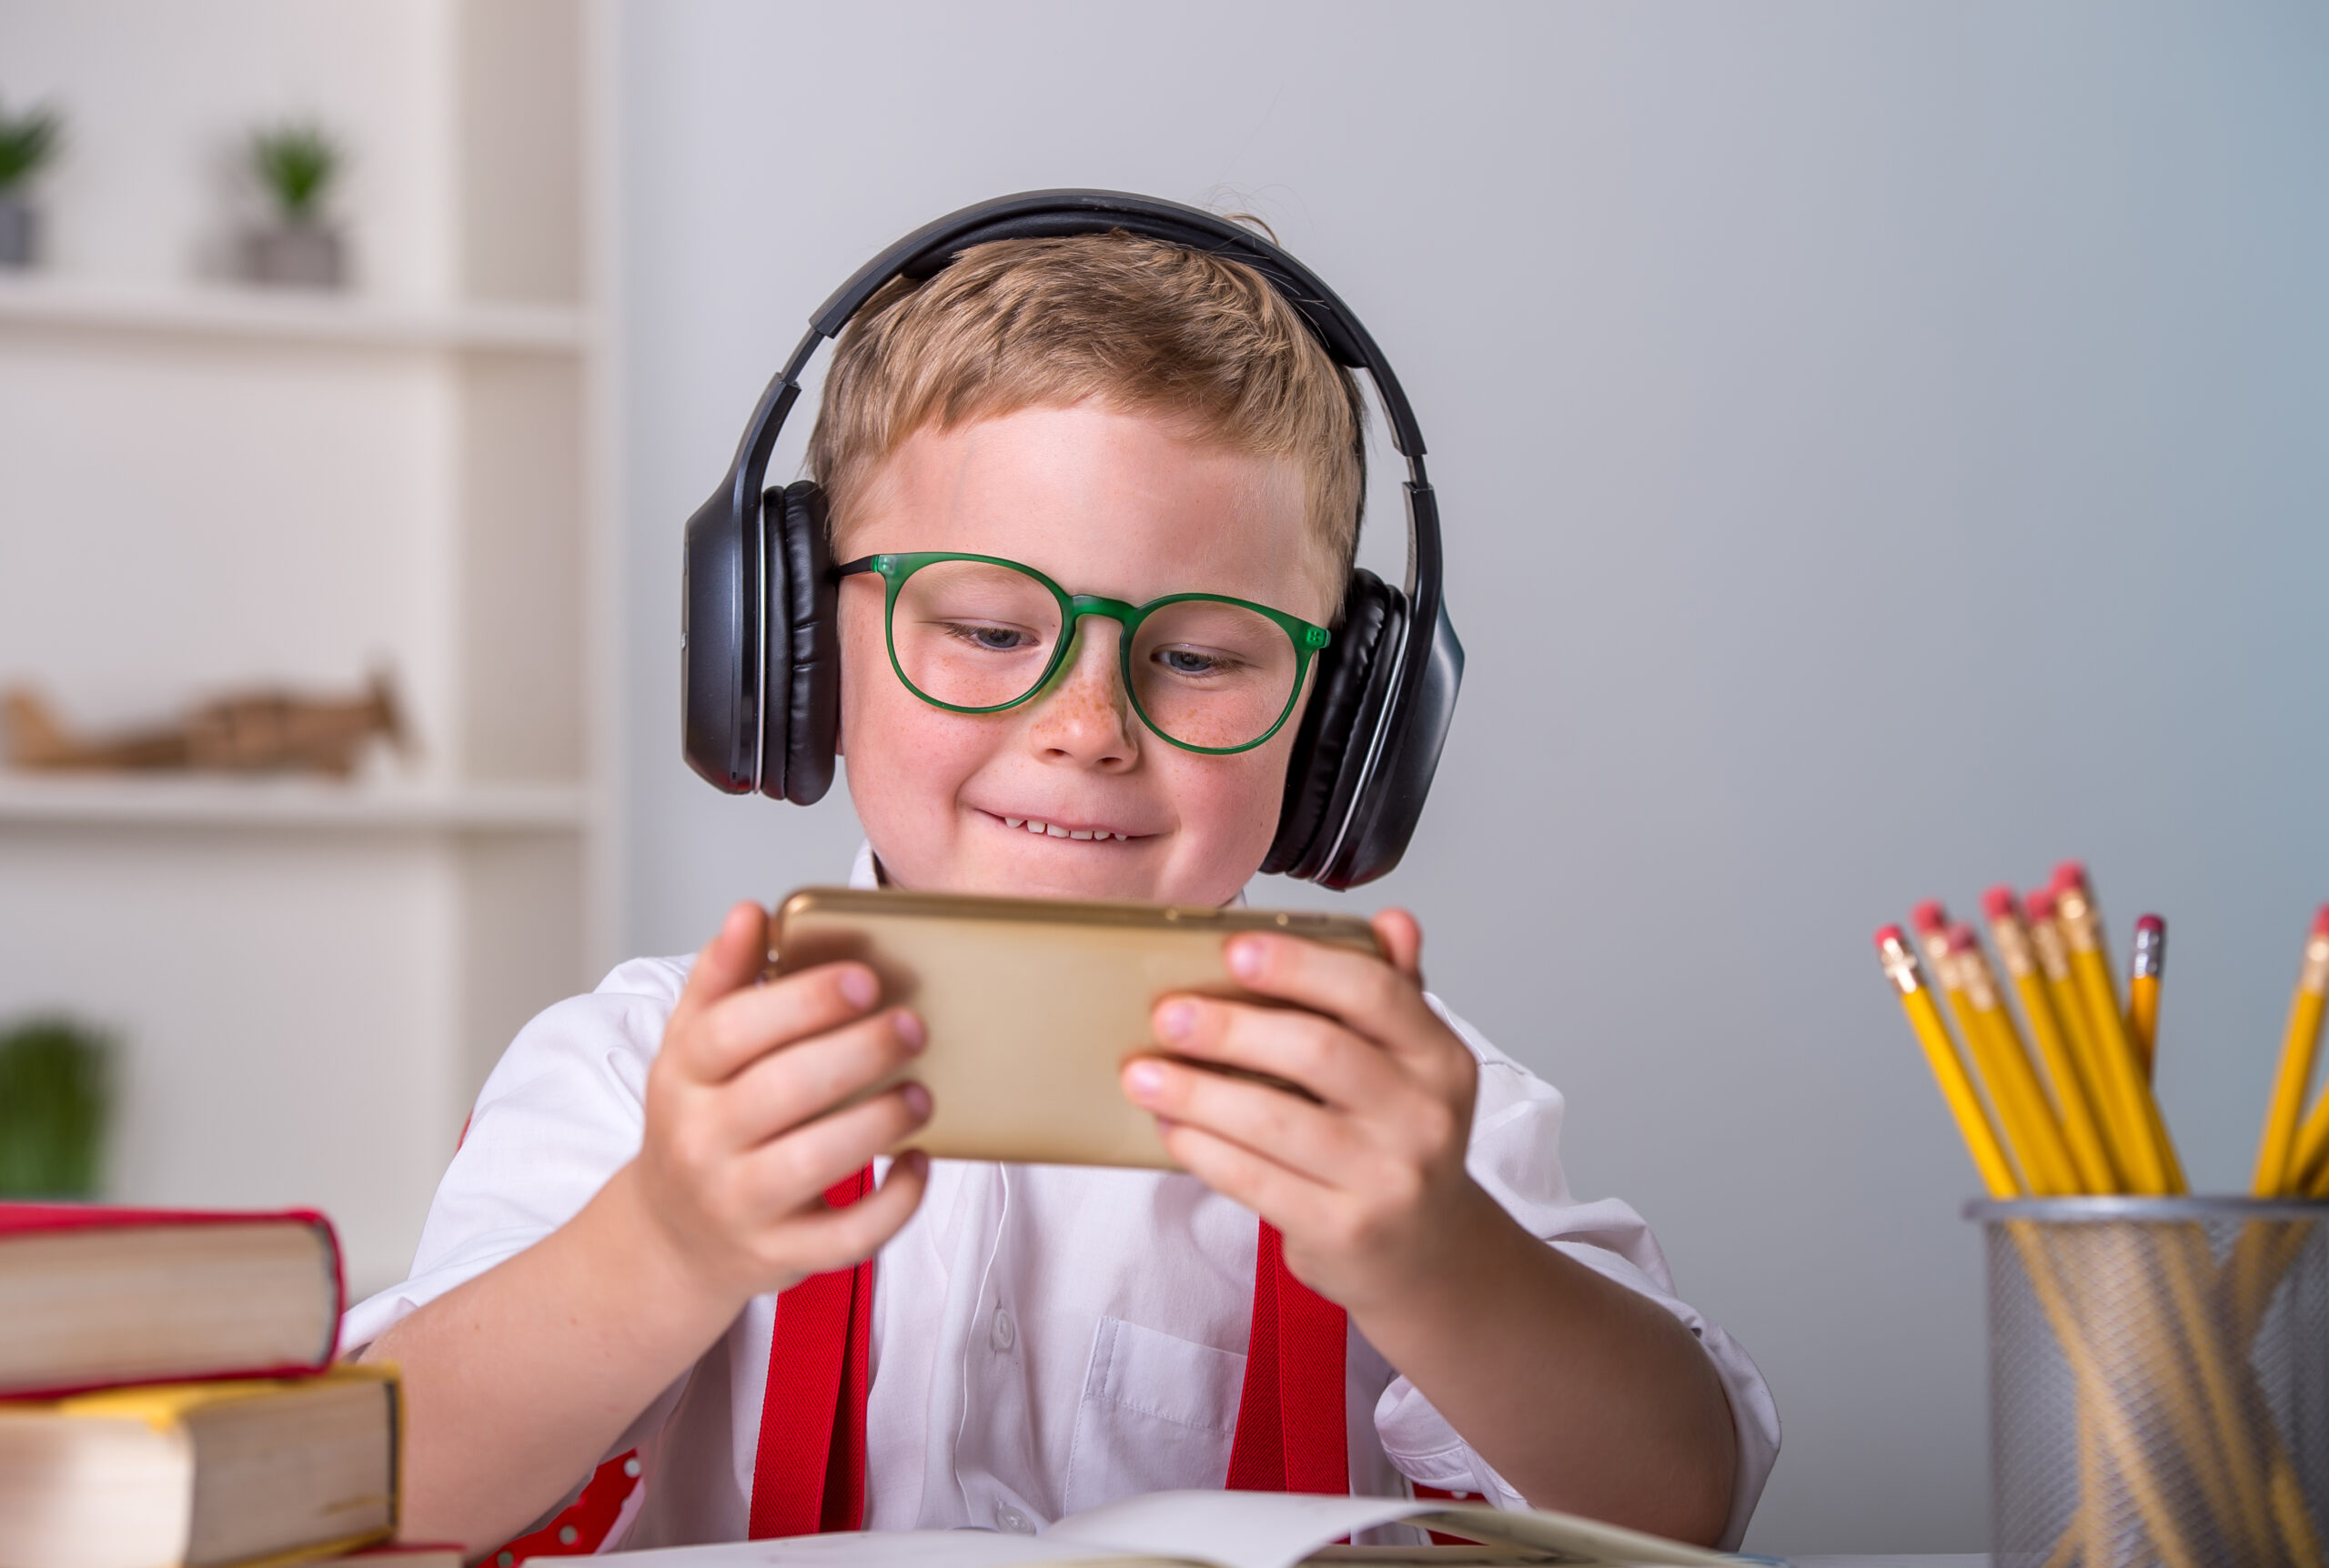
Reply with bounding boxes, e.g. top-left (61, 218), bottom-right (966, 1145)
top-left (1060, 1315), bottom-right (1246, 1515)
